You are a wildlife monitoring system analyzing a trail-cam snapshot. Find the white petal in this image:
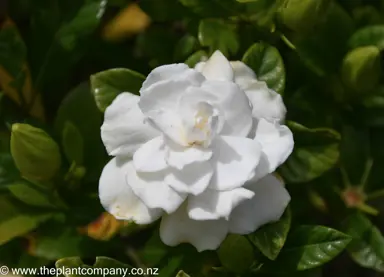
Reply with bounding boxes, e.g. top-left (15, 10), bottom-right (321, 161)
top-left (133, 136), bottom-right (167, 172)
top-left (139, 80), bottom-right (190, 145)
top-left (229, 174), bottom-right (291, 234)
top-left (200, 81), bottom-right (253, 137)
top-left (141, 64), bottom-right (204, 93)
top-left (166, 141), bottom-right (213, 170)
top-left (254, 118), bottom-right (294, 174)
top-left (165, 161), bottom-right (213, 195)
top-left (99, 158), bottom-right (163, 224)
top-left (230, 61), bottom-right (257, 89)
top-left (160, 204), bottom-right (229, 252)
top-left (126, 167), bottom-right (187, 214)
top-left (245, 81), bottom-right (286, 123)
top-left (101, 93), bottom-right (159, 156)
top-left (210, 136), bottom-right (261, 190)
top-left (194, 62), bottom-right (206, 72)
top-left (199, 51), bottom-right (234, 81)
top-left (188, 188), bottom-right (254, 220)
